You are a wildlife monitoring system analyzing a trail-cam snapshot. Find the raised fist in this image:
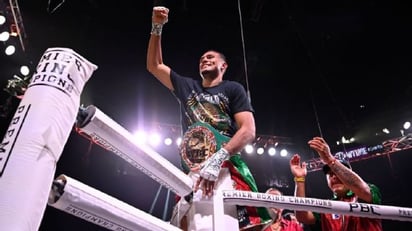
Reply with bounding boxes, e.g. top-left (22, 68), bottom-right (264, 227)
top-left (152, 6), bottom-right (169, 25)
